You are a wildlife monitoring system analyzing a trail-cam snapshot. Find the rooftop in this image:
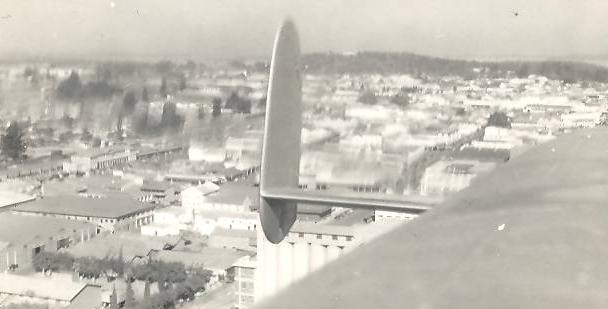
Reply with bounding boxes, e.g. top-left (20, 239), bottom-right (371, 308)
top-left (196, 209), bottom-right (258, 220)
top-left (210, 227), bottom-right (257, 239)
top-left (0, 273), bottom-right (87, 302)
top-left (0, 212), bottom-right (95, 245)
top-left (0, 190), bottom-right (36, 209)
top-left (203, 182), bottom-right (259, 206)
top-left (291, 222), bottom-right (355, 237)
top-left (13, 195), bottom-right (155, 219)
